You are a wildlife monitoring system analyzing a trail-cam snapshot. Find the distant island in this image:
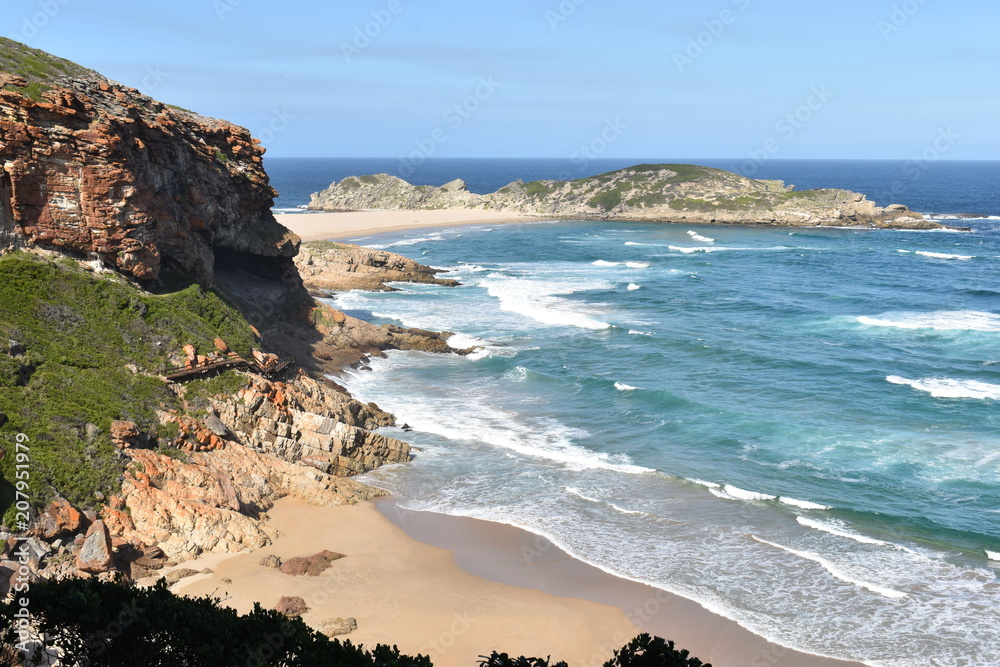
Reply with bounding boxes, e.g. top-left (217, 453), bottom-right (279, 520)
top-left (307, 164), bottom-right (945, 230)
